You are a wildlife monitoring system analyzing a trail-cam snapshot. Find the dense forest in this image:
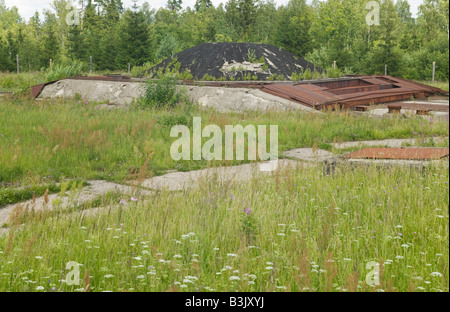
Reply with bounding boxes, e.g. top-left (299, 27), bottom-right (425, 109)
top-left (0, 0), bottom-right (448, 80)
